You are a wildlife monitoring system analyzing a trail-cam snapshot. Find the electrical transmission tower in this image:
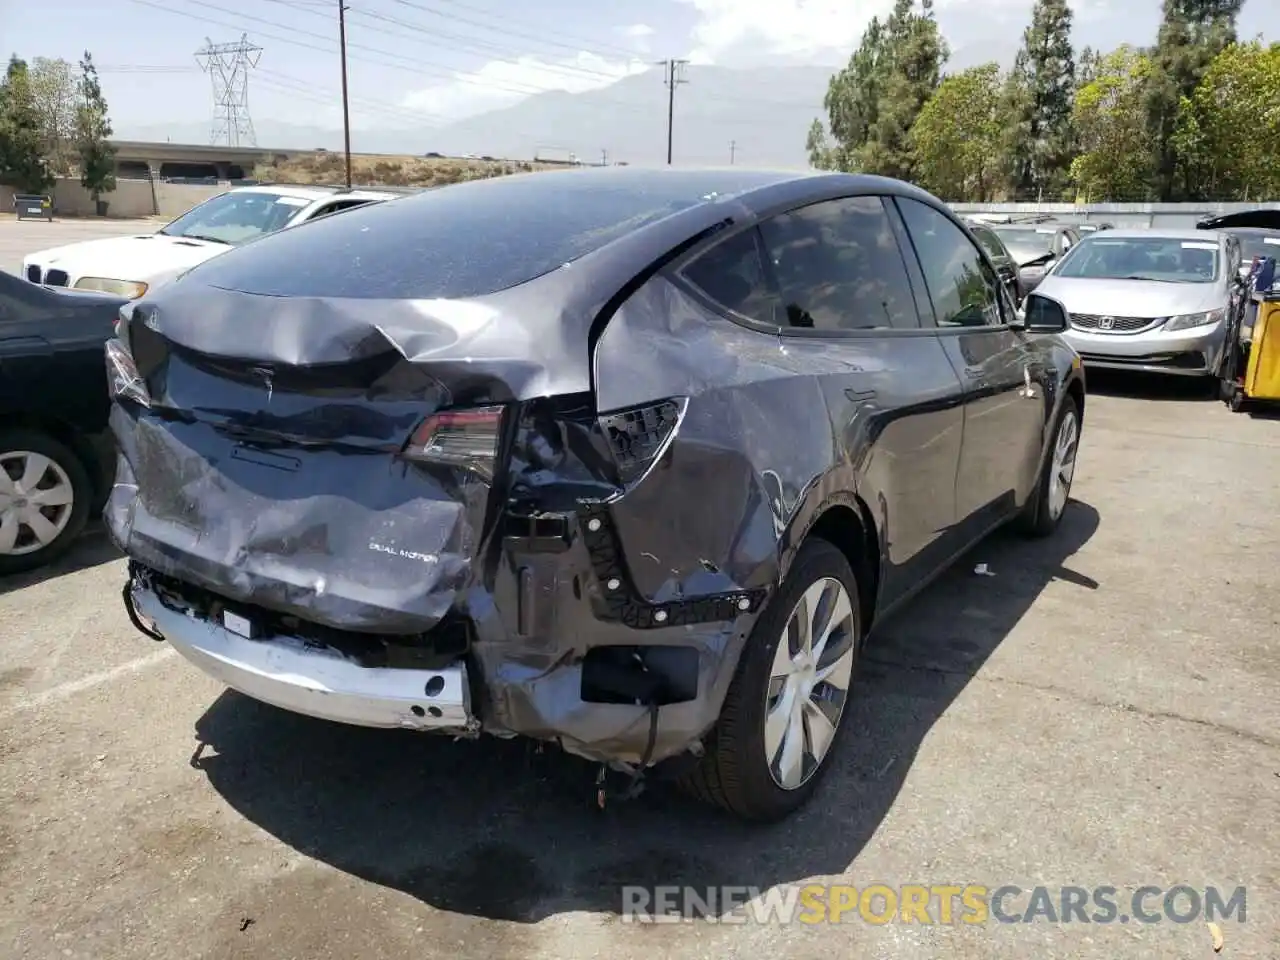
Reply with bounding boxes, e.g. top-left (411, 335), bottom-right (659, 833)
top-left (195, 34), bottom-right (262, 147)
